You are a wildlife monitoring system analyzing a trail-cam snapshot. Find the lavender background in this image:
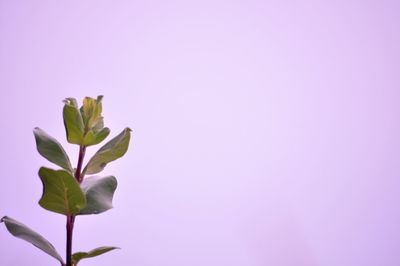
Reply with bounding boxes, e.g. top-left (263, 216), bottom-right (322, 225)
top-left (1, 1), bottom-right (400, 265)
